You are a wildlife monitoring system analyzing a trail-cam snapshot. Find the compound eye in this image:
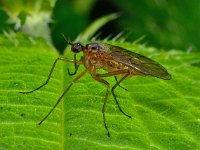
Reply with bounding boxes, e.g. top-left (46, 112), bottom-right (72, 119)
top-left (72, 43), bottom-right (83, 53)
